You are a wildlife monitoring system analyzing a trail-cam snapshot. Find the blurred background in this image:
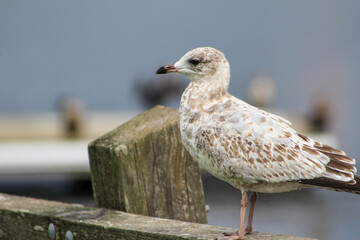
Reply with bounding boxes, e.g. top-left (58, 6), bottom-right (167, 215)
top-left (1, 1), bottom-right (360, 239)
